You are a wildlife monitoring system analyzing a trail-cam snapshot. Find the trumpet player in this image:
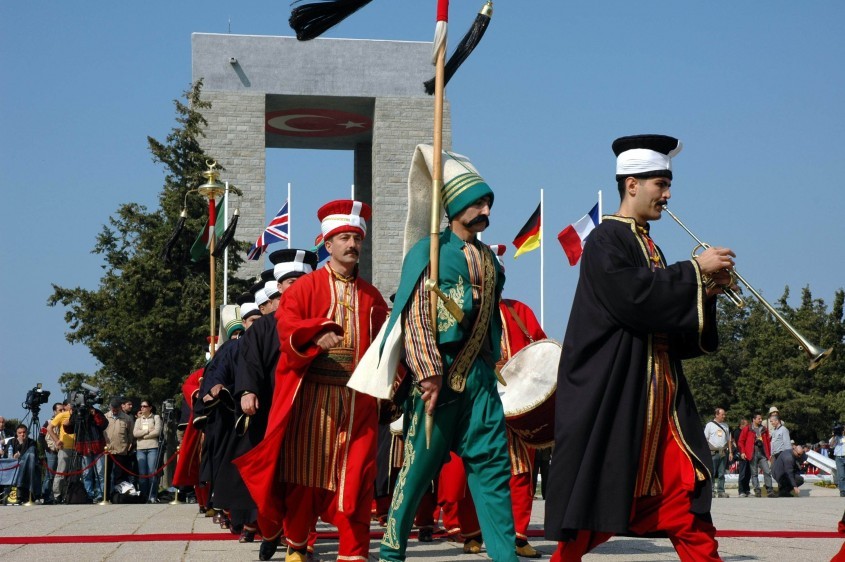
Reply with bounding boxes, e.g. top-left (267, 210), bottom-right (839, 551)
top-left (545, 134), bottom-right (735, 561)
